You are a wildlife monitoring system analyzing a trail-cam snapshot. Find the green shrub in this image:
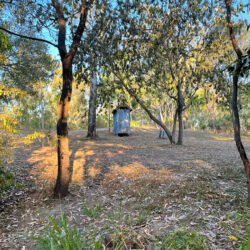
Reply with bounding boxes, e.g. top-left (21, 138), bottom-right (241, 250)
top-left (0, 167), bottom-right (14, 198)
top-left (198, 118), bottom-right (206, 130)
top-left (33, 214), bottom-right (95, 250)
